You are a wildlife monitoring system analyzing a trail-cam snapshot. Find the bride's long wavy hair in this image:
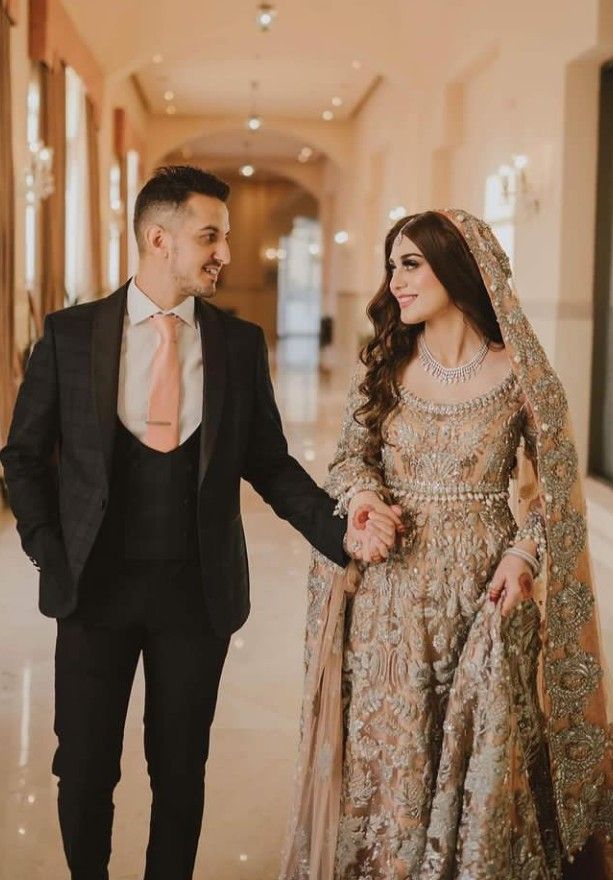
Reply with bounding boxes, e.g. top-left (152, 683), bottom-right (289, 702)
top-left (356, 211), bottom-right (504, 466)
